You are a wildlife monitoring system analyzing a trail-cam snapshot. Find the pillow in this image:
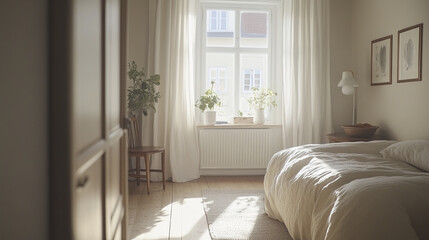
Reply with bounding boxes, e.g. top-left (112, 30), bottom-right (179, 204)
top-left (312, 140), bottom-right (395, 155)
top-left (380, 140), bottom-right (429, 172)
